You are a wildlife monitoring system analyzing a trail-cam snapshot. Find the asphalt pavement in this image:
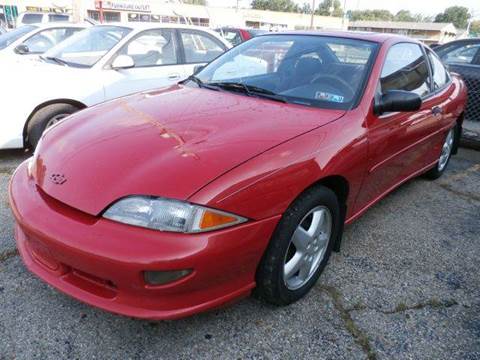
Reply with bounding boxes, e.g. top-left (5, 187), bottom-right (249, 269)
top-left (0, 148), bottom-right (479, 360)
